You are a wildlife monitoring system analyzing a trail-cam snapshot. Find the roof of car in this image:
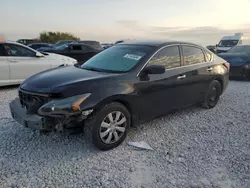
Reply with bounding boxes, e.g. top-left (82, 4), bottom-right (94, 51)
top-left (119, 40), bottom-right (199, 47)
